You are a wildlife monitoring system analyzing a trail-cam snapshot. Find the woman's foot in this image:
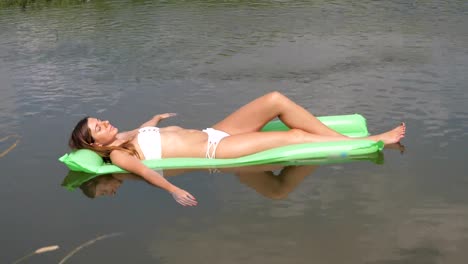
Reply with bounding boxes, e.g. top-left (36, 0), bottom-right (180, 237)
top-left (369, 123), bottom-right (406, 145)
